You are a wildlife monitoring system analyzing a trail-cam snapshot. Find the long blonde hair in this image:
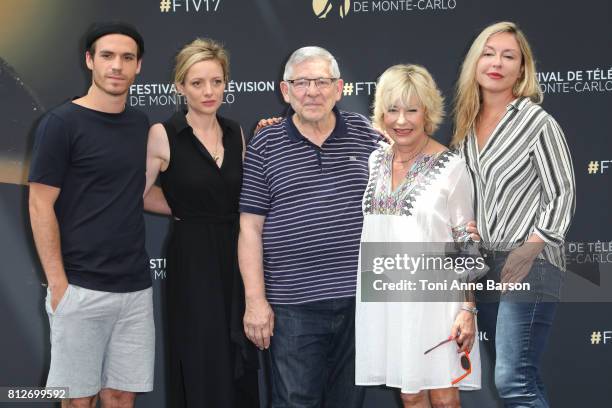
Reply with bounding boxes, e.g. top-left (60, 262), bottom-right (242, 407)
top-left (451, 22), bottom-right (542, 147)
